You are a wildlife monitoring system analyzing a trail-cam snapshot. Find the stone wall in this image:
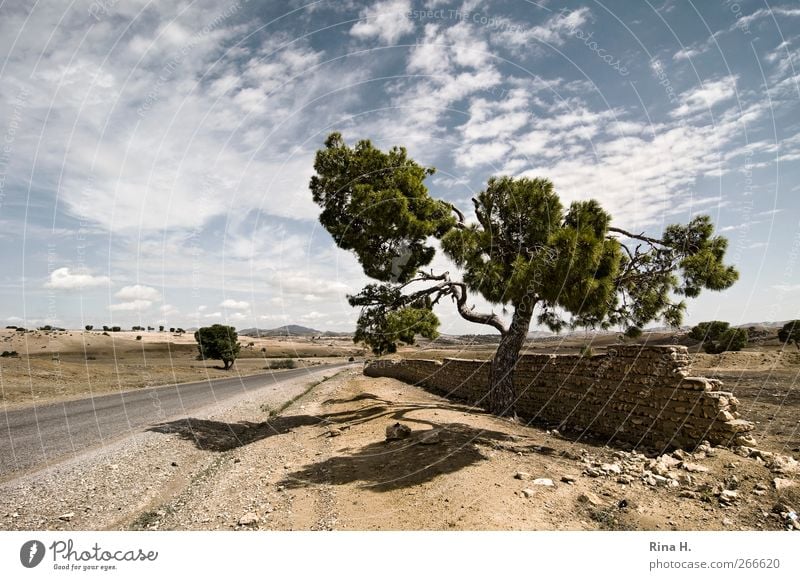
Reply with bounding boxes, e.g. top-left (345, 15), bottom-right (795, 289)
top-left (364, 345), bottom-right (754, 450)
